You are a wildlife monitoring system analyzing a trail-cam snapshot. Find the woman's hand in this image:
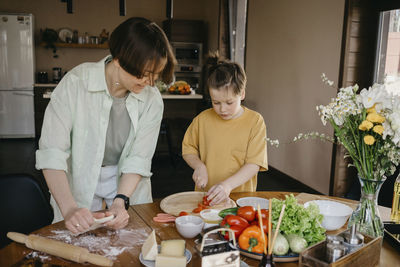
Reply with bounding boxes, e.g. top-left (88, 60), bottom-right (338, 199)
top-left (105, 199), bottom-right (130, 229)
top-left (64, 207), bottom-right (100, 234)
top-left (207, 183), bottom-right (232, 206)
top-left (193, 164), bottom-right (208, 189)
